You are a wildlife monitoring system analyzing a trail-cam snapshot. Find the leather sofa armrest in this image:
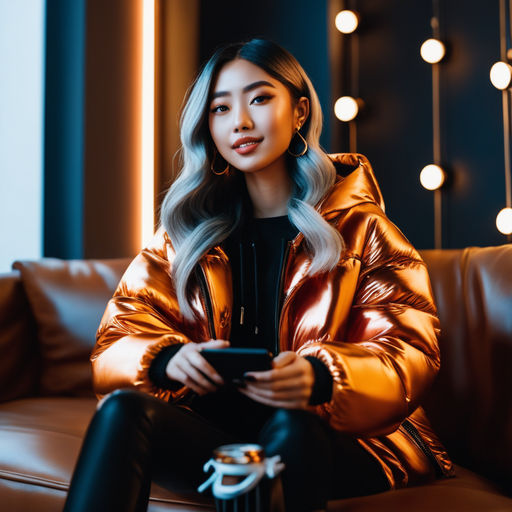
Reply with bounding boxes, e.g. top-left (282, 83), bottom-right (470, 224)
top-left (0, 271), bottom-right (39, 402)
top-left (419, 245), bottom-right (512, 494)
